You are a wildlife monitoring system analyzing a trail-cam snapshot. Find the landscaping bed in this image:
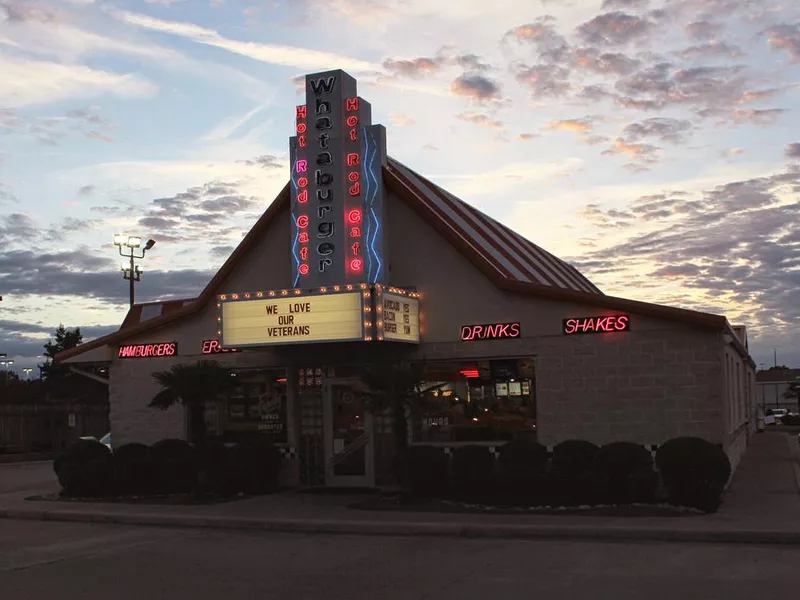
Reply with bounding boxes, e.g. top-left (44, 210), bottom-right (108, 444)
top-left (349, 494), bottom-right (704, 517)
